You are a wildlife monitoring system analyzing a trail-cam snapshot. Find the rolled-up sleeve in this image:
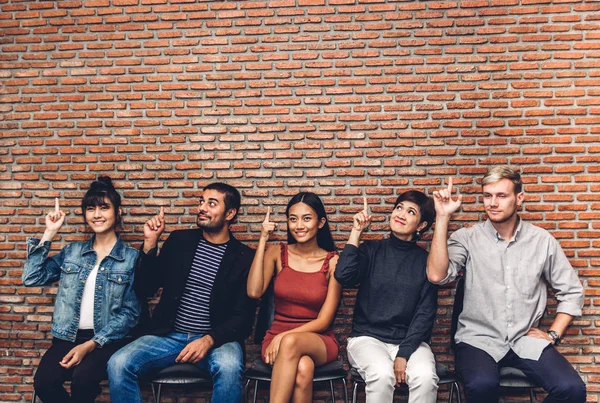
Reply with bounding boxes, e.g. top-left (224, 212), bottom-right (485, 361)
top-left (436, 229), bottom-right (468, 285)
top-left (546, 238), bottom-right (584, 317)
